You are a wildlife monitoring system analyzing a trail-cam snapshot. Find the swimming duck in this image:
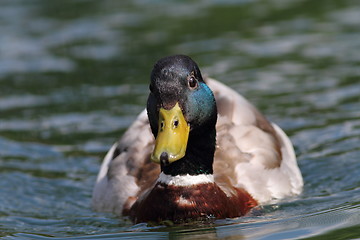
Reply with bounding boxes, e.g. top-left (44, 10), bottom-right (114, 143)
top-left (92, 55), bottom-right (303, 223)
